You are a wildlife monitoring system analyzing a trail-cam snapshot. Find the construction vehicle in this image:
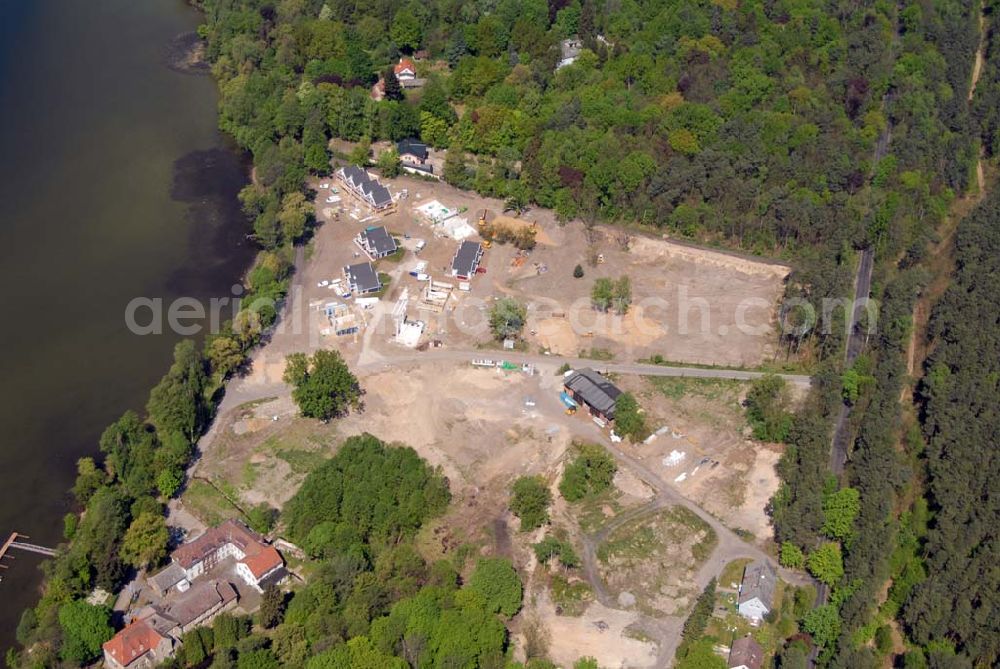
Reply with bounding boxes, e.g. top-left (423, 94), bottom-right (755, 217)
top-left (478, 210), bottom-right (493, 248)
